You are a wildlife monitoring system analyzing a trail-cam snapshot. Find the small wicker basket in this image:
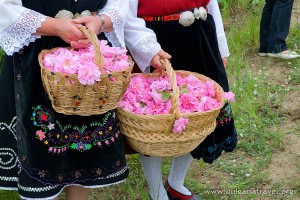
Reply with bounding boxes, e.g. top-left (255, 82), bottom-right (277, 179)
top-left (38, 26), bottom-right (133, 116)
top-left (116, 59), bottom-right (225, 157)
